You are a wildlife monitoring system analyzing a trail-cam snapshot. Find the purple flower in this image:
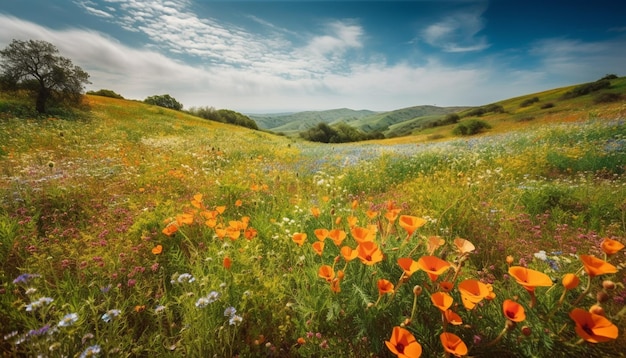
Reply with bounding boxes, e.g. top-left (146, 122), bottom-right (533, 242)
top-left (13, 273), bottom-right (40, 284)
